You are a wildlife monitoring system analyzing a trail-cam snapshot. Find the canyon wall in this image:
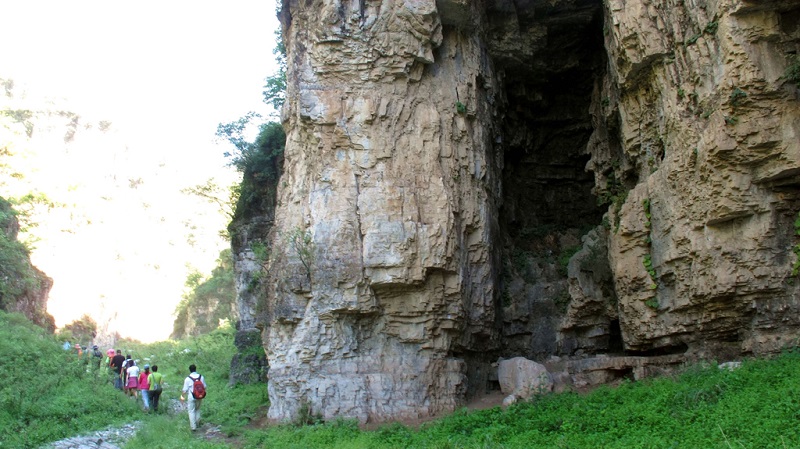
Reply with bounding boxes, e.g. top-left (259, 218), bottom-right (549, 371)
top-left (245, 0), bottom-right (800, 423)
top-left (597, 0), bottom-right (800, 359)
